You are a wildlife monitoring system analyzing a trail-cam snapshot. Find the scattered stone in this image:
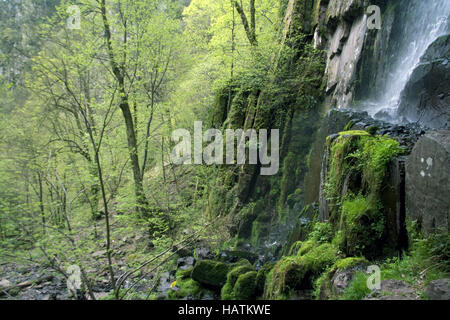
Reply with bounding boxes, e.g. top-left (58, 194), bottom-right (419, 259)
top-left (365, 280), bottom-right (419, 300)
top-left (177, 257), bottom-right (195, 270)
top-left (0, 279), bottom-right (11, 288)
